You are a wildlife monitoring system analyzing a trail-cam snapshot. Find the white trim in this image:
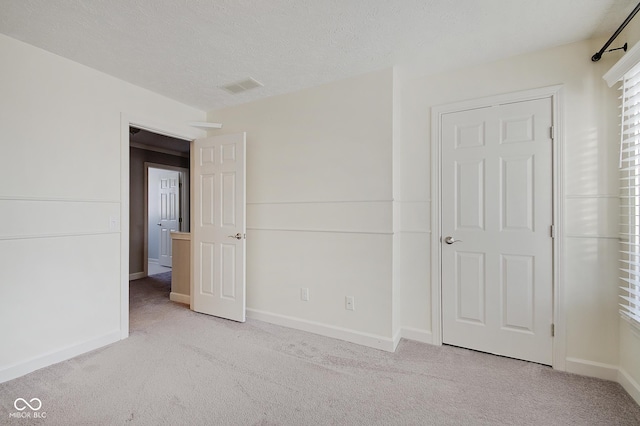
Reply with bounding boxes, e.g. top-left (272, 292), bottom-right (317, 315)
top-left (0, 331), bottom-right (120, 384)
top-left (565, 357), bottom-right (619, 381)
top-left (129, 271), bottom-right (146, 280)
top-left (553, 87), bottom-right (566, 371)
top-left (120, 113), bottom-right (205, 341)
top-left (430, 85), bottom-right (566, 369)
top-left (618, 367), bottom-right (640, 405)
top-left (246, 227), bottom-right (393, 235)
top-left (401, 327), bottom-right (433, 344)
top-left (170, 292), bottom-right (190, 305)
top-left (0, 231), bottom-right (116, 241)
top-left (430, 107), bottom-right (442, 346)
top-left (604, 40), bottom-right (640, 87)
top-left (565, 194), bottom-right (619, 199)
top-left (120, 115), bottom-right (131, 340)
top-left (188, 121), bottom-right (223, 129)
top-left (0, 196), bottom-right (119, 203)
top-left (246, 308), bottom-right (396, 352)
top-left (247, 200), bottom-right (393, 205)
top-left (126, 114), bottom-right (202, 141)
top-left (430, 85), bottom-right (563, 114)
top-left (148, 258), bottom-right (159, 264)
top-left (392, 329), bottom-right (403, 351)
top-left (190, 147), bottom-right (195, 309)
top-left (565, 234), bottom-right (619, 240)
